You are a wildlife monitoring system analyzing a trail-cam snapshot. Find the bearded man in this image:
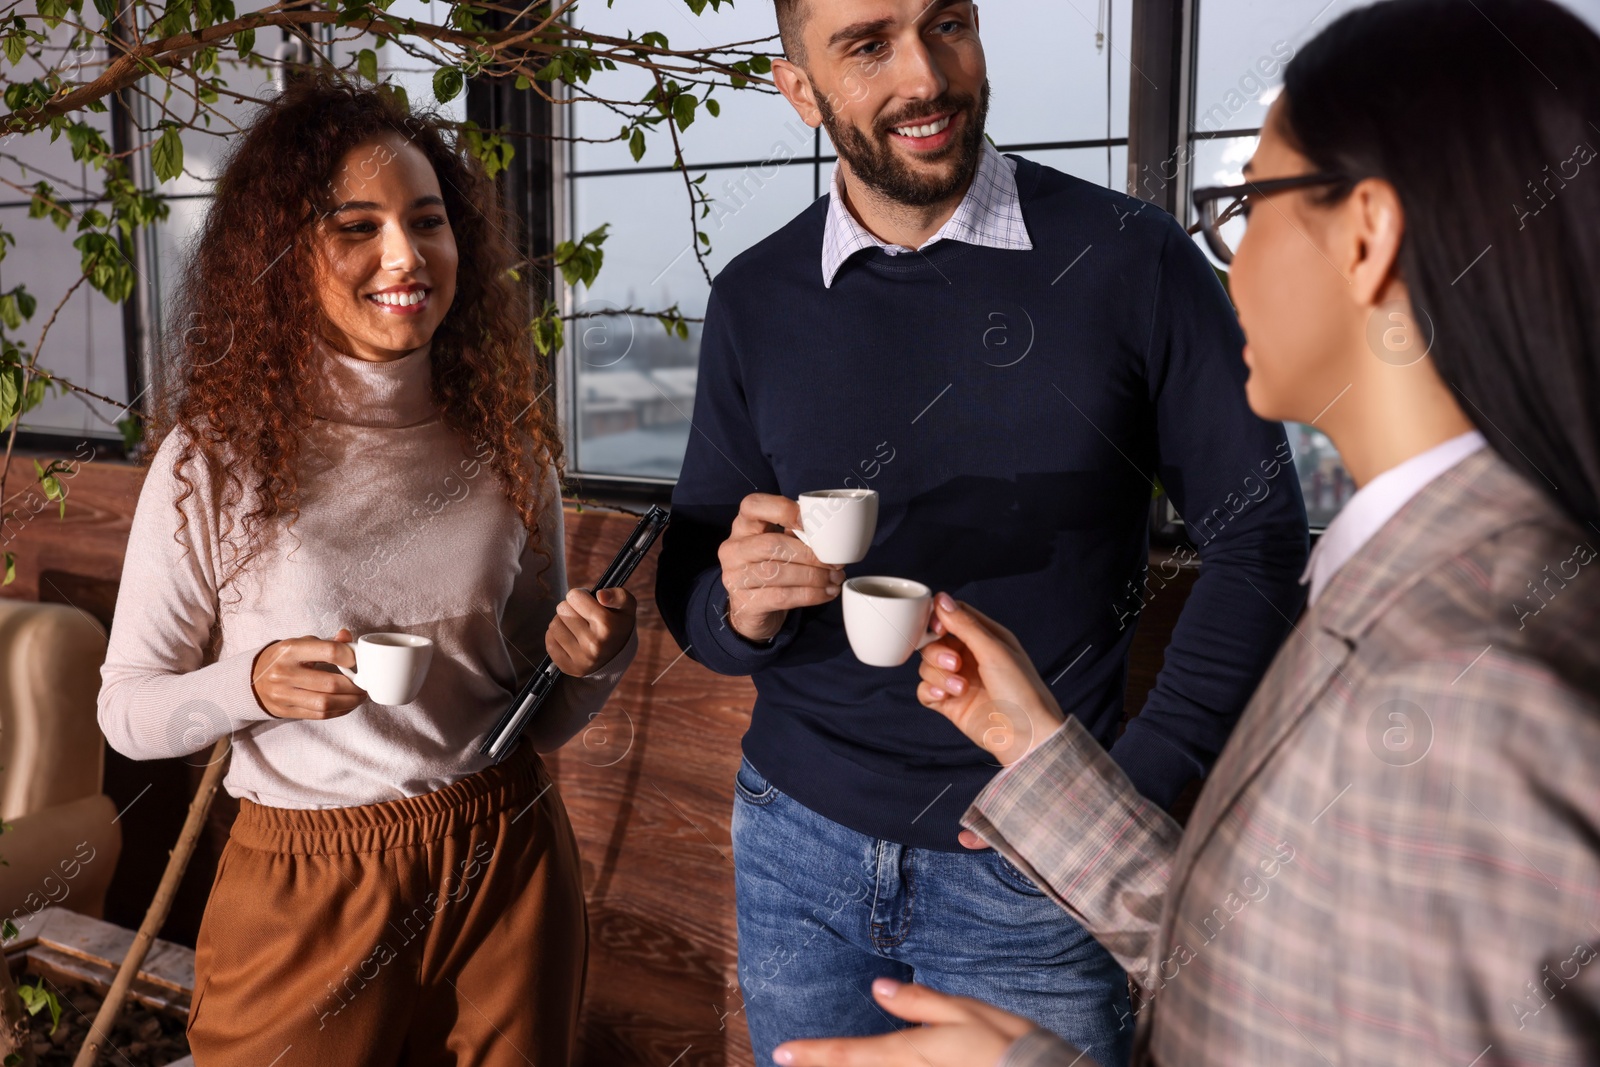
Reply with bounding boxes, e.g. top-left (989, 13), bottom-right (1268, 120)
top-left (654, 4), bottom-right (1311, 1064)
